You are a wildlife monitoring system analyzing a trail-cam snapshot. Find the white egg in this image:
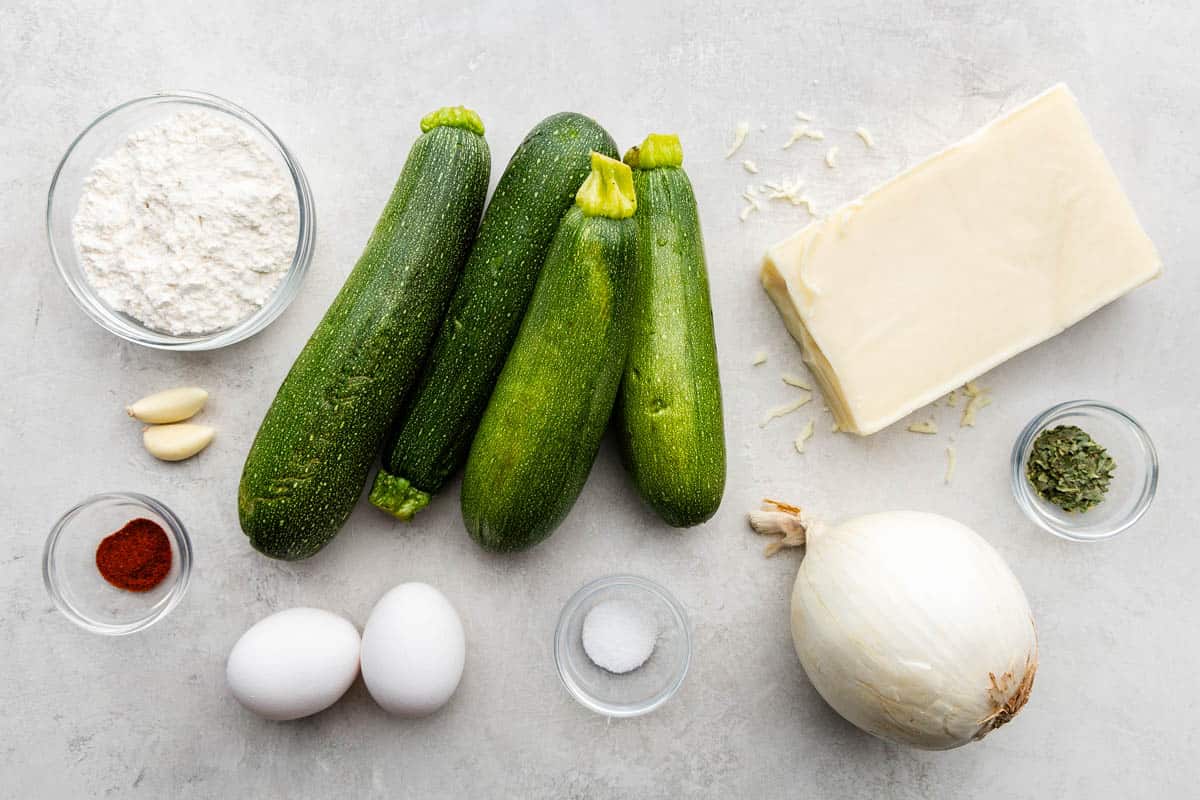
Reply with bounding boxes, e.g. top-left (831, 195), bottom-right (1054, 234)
top-left (226, 607), bottom-right (360, 721)
top-left (361, 582), bottom-right (465, 717)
